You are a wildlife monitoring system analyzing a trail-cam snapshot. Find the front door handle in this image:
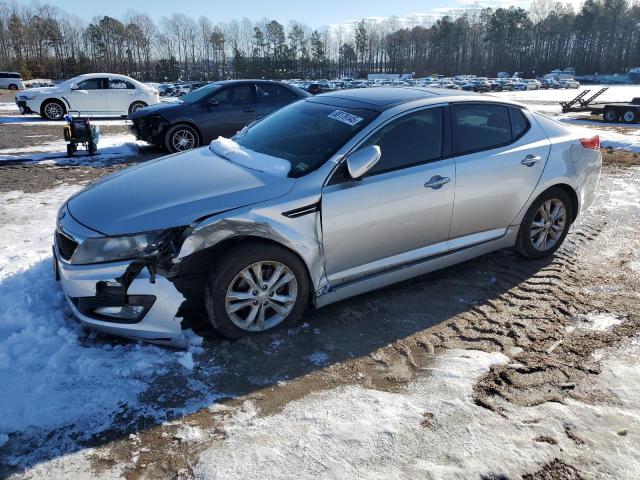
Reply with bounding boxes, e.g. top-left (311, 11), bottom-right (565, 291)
top-left (521, 154), bottom-right (543, 167)
top-left (424, 175), bottom-right (450, 189)
top-left (243, 107), bottom-right (256, 113)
